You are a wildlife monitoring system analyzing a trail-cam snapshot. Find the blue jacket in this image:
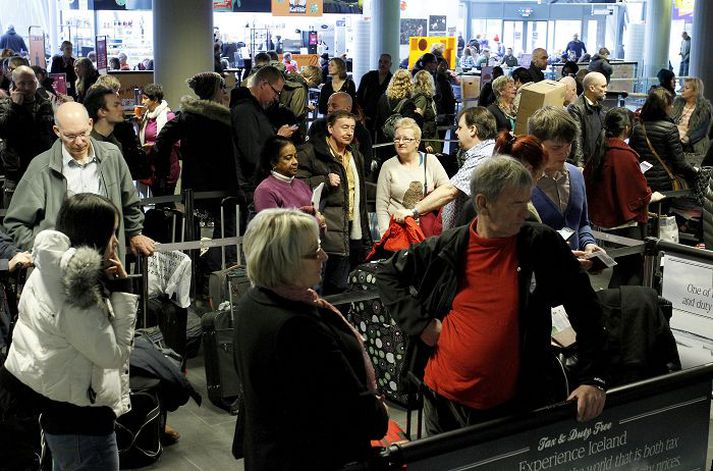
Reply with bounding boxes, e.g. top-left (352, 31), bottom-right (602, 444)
top-left (532, 162), bottom-right (595, 251)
